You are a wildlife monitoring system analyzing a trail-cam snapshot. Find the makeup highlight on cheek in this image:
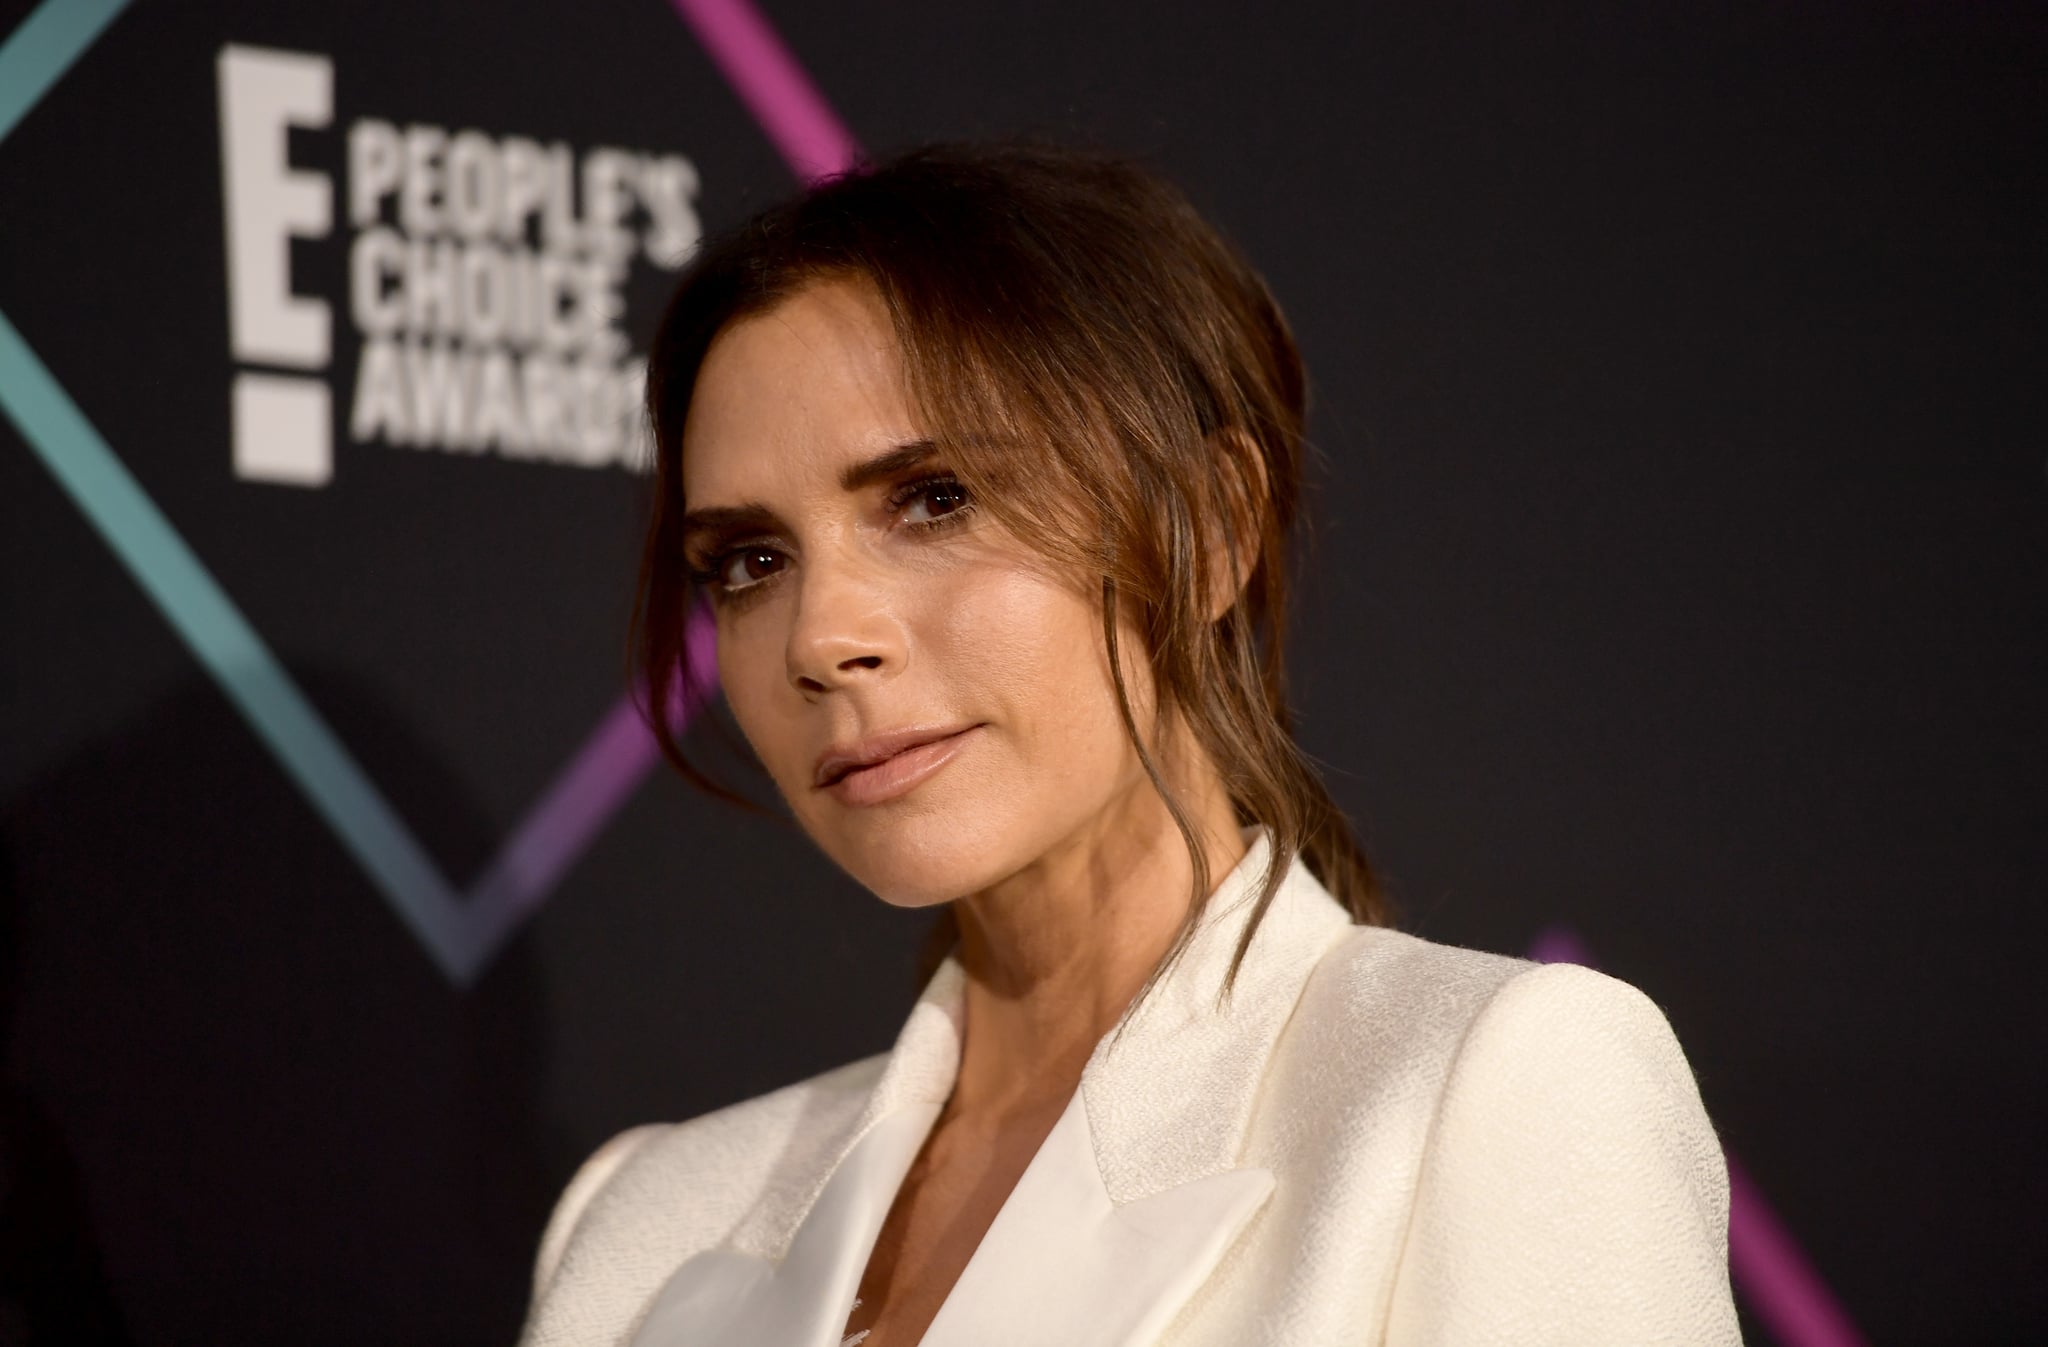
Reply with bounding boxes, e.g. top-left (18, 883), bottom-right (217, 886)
top-left (930, 555), bottom-right (1122, 754)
